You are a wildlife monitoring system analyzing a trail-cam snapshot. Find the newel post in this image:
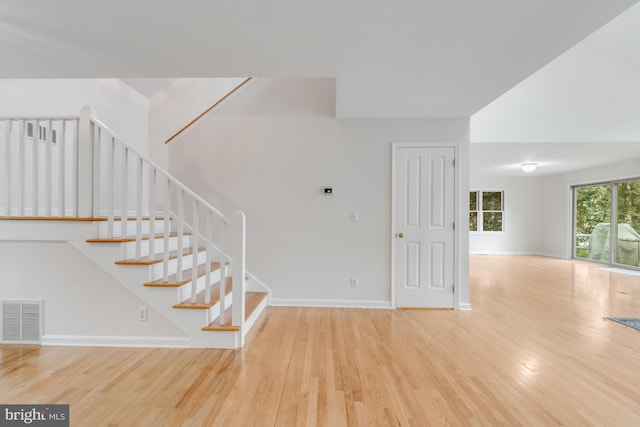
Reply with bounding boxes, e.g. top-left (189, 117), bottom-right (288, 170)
top-left (77, 105), bottom-right (95, 217)
top-left (232, 210), bottom-right (247, 345)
